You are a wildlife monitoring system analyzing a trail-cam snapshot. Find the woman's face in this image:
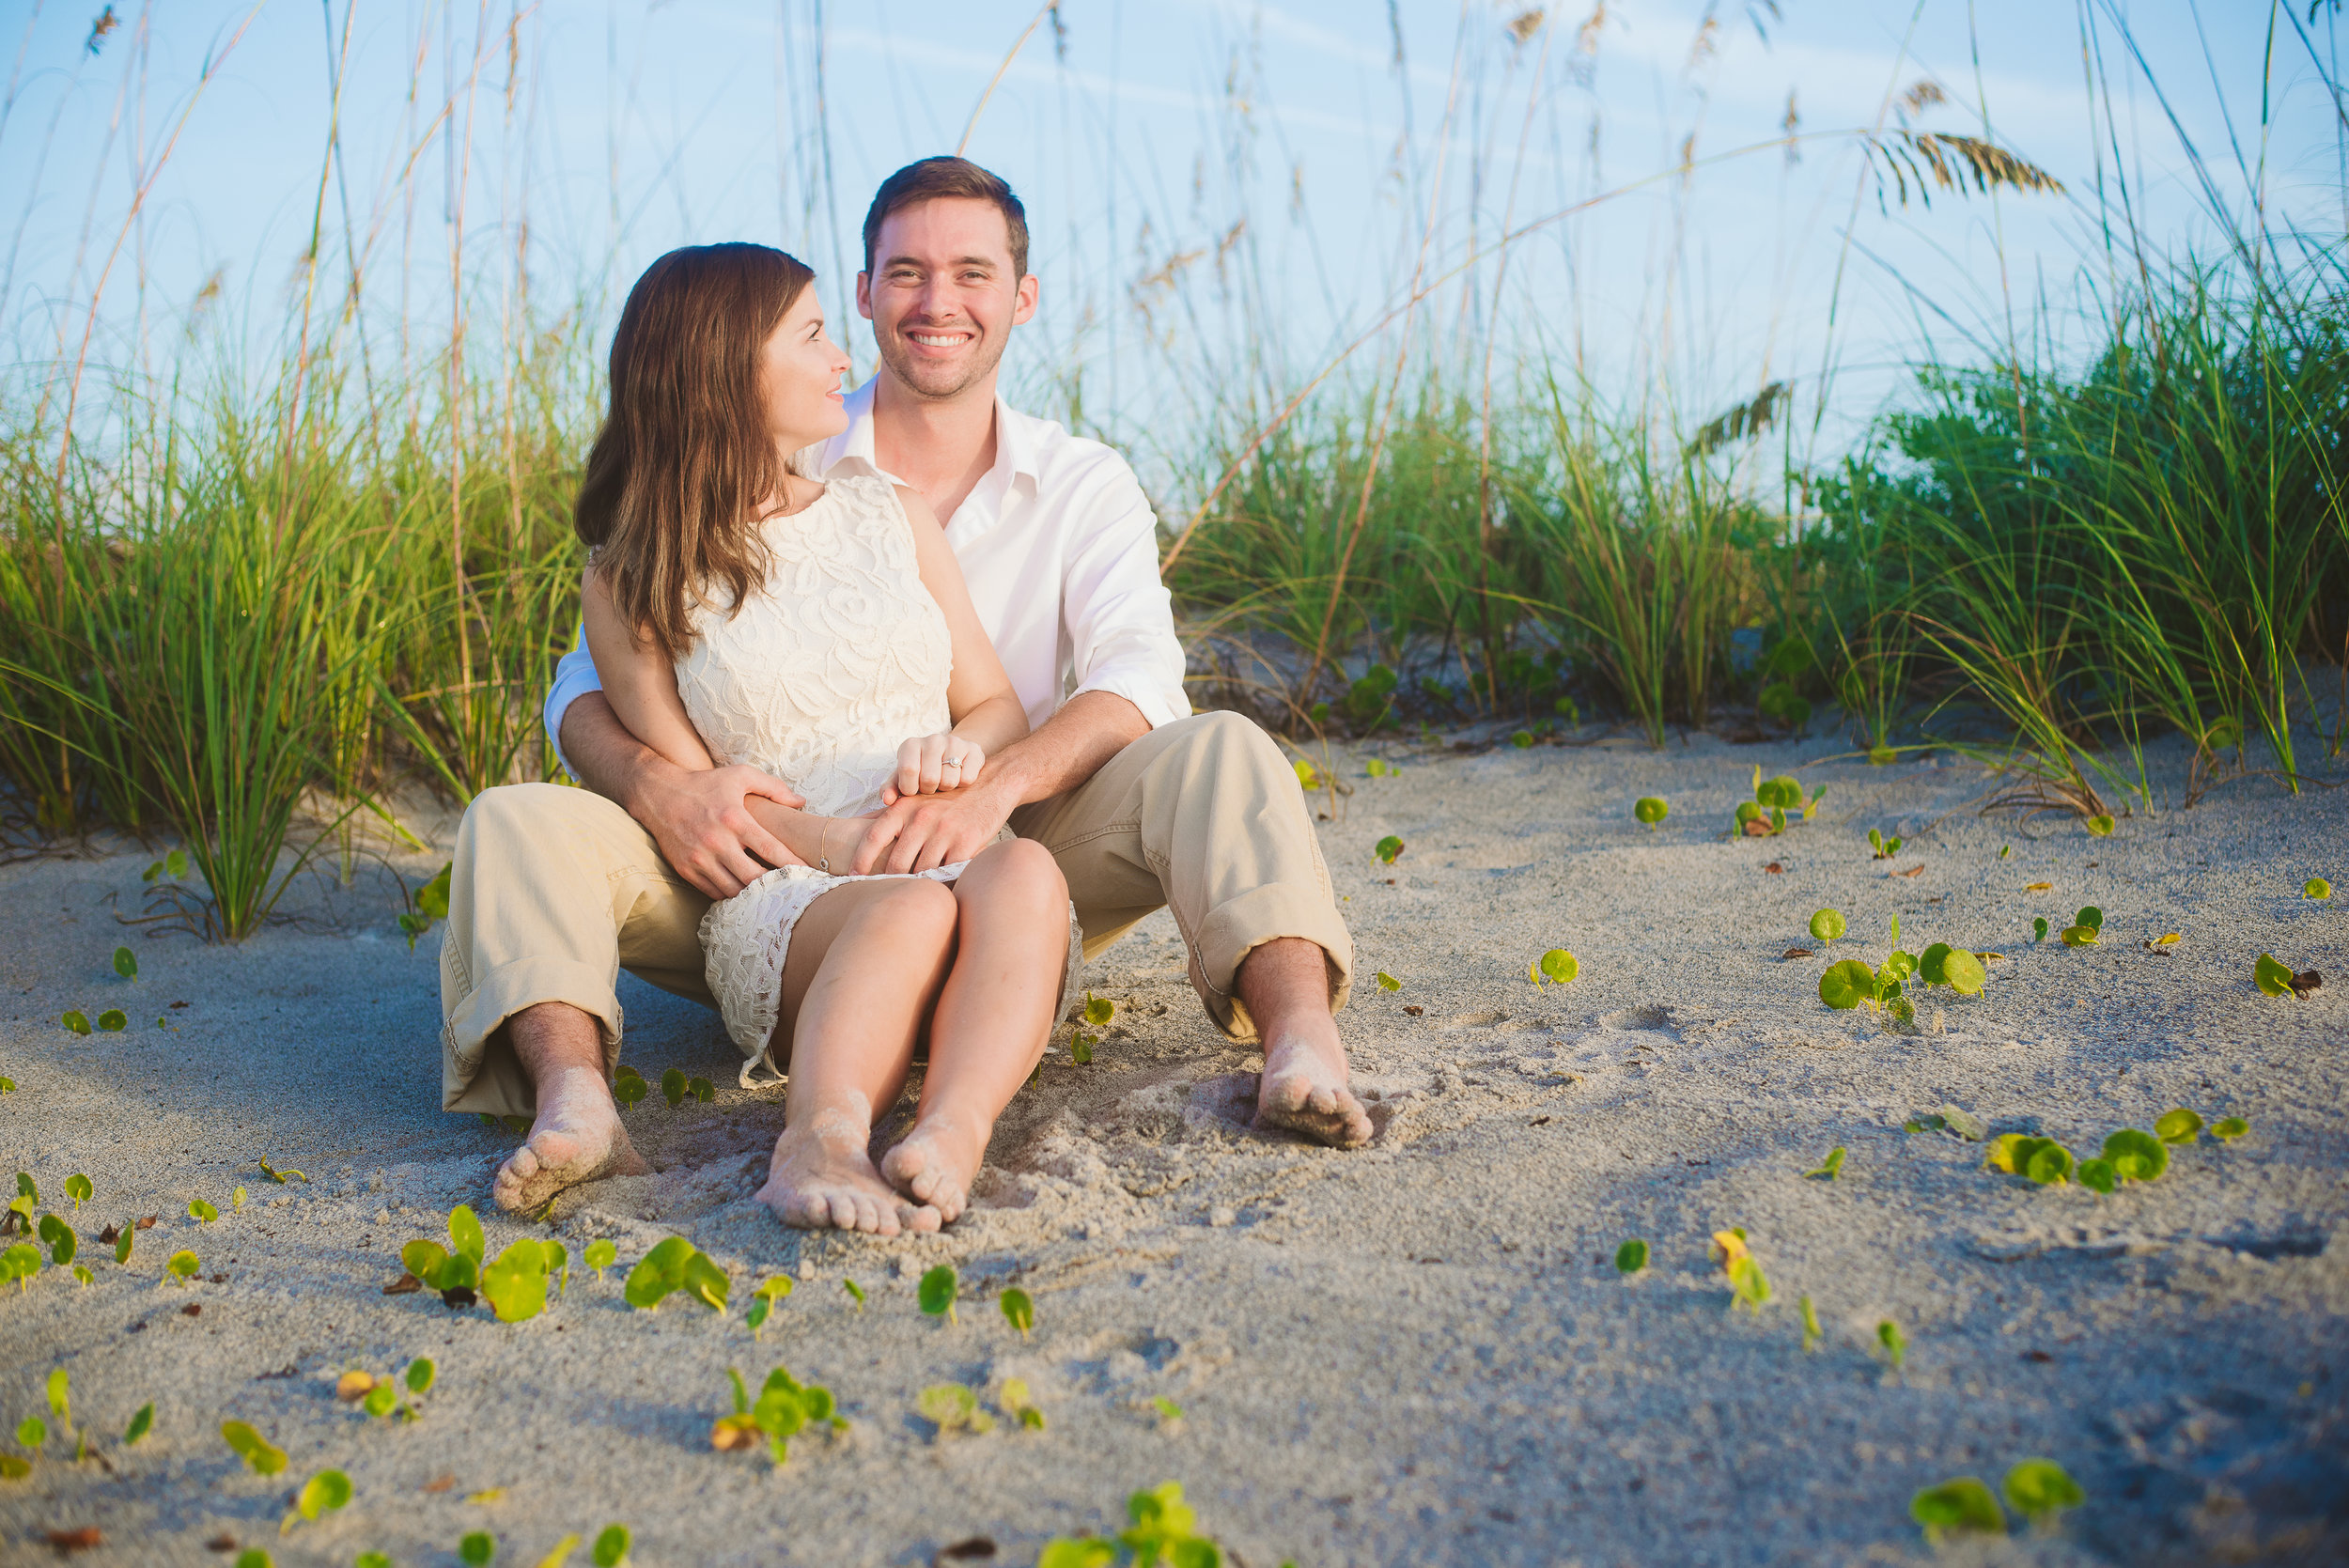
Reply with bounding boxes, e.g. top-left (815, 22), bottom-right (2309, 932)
top-left (756, 286), bottom-right (852, 455)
